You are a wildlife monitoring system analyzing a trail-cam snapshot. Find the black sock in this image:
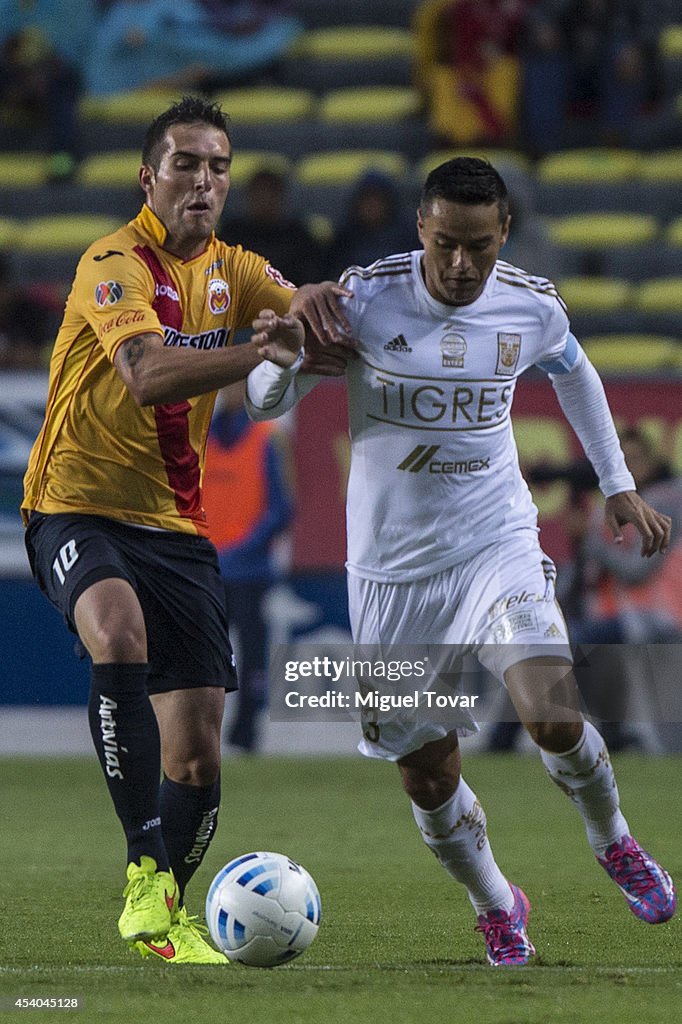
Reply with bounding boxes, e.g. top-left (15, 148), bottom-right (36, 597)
top-left (159, 774), bottom-right (221, 903)
top-left (87, 663), bottom-right (169, 871)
